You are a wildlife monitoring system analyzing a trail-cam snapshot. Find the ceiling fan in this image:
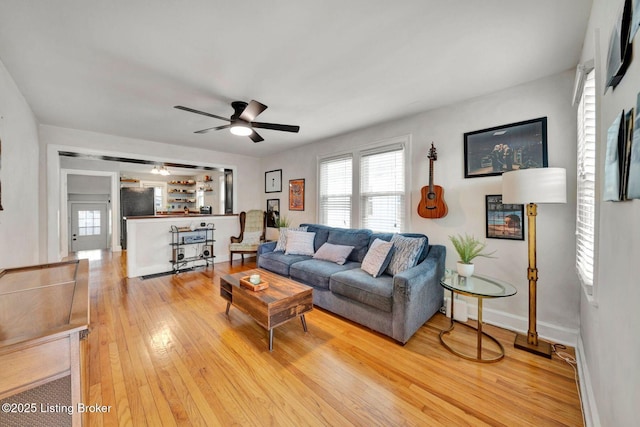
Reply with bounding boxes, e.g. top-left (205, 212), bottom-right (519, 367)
top-left (174, 100), bottom-right (300, 143)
